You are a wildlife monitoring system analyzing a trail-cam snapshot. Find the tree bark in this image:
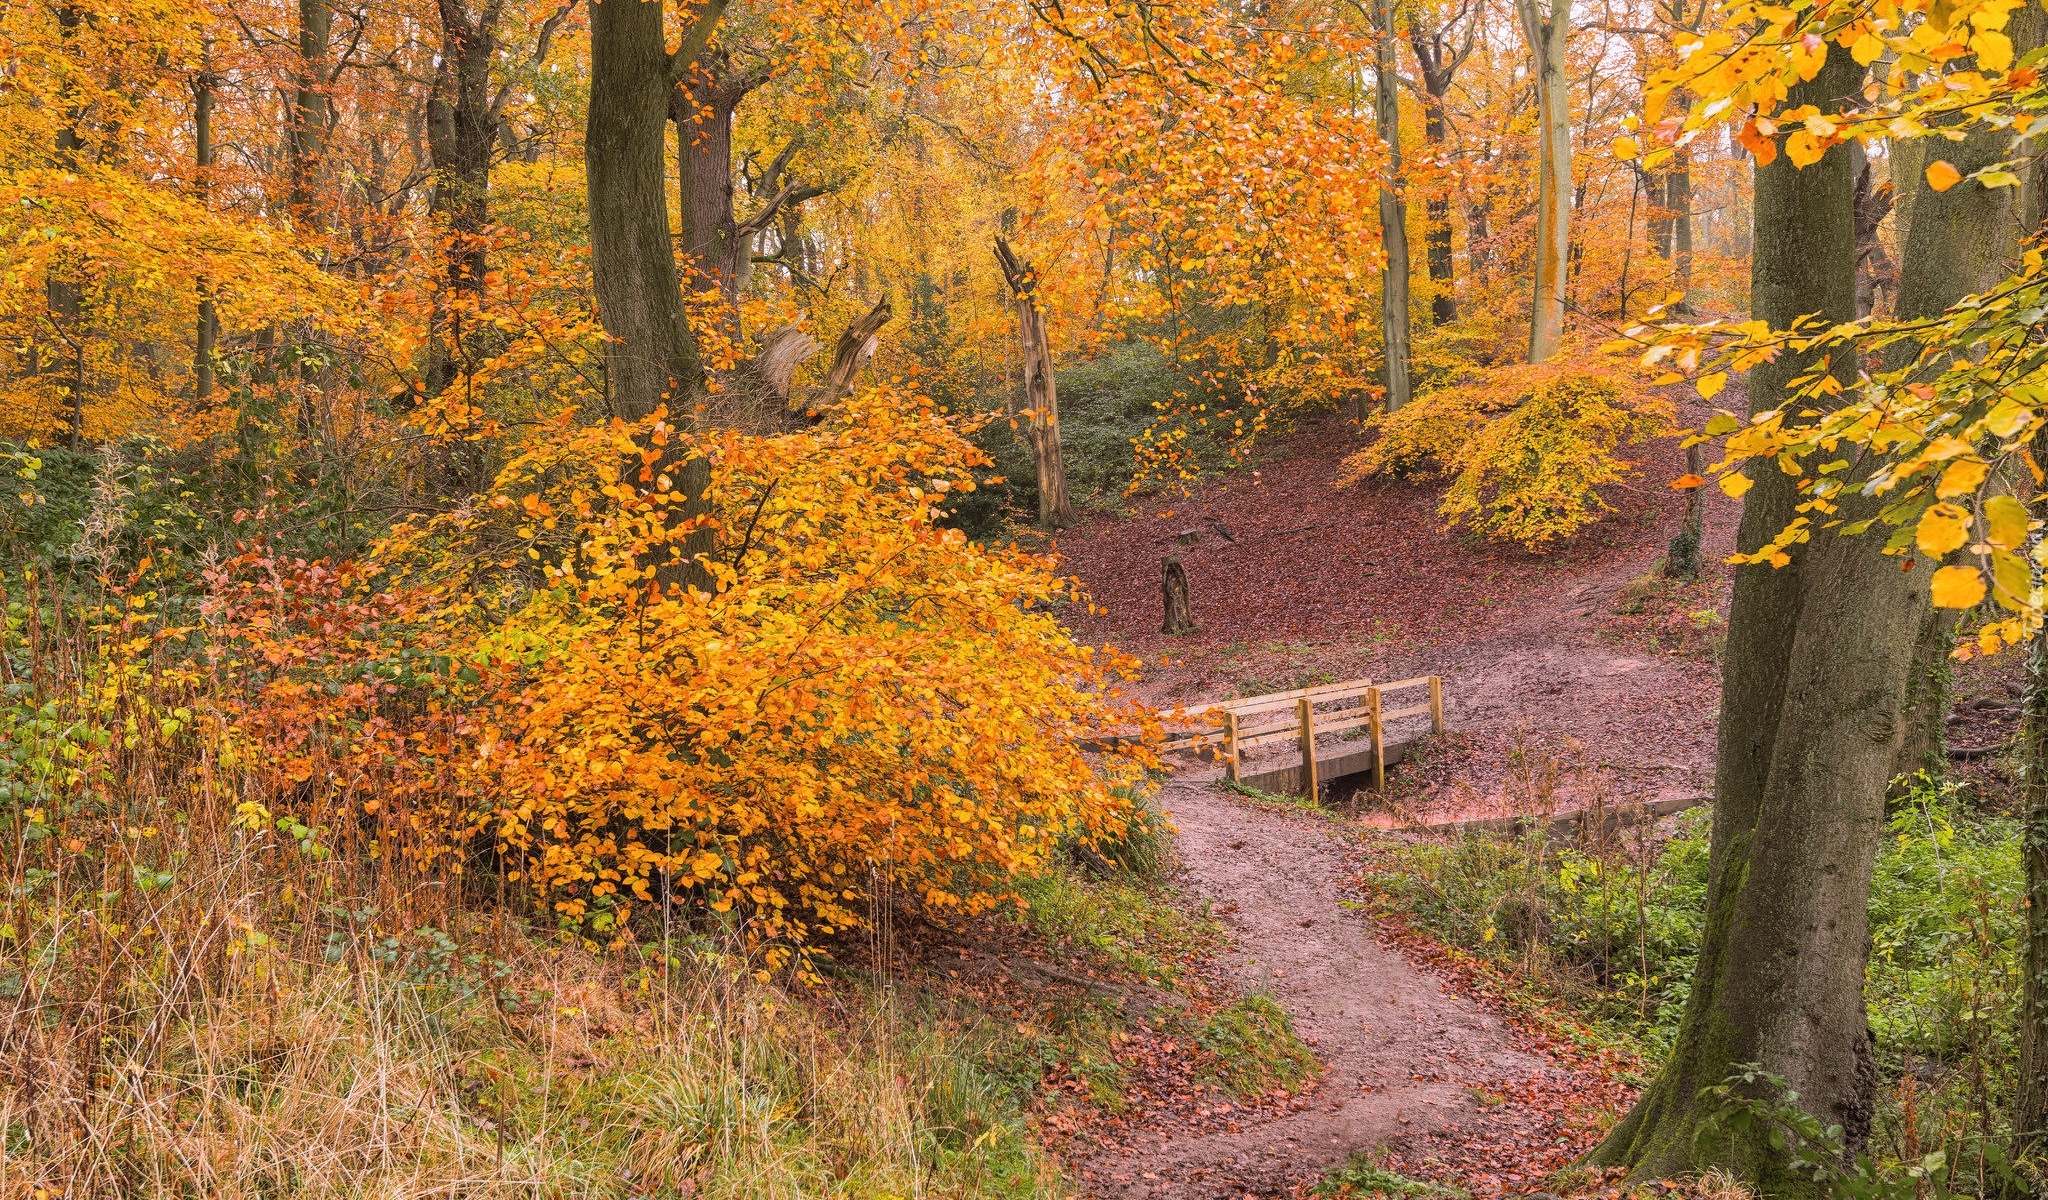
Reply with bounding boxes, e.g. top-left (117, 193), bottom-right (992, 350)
top-left (1161, 558), bottom-right (1195, 635)
top-left (1591, 44), bottom-right (1910, 1191)
top-left (1666, 148), bottom-right (1694, 304)
top-left (289, 0), bottom-right (332, 219)
top-left (50, 3), bottom-right (88, 450)
top-left (424, 0), bottom-right (503, 394)
top-left (2020, 507), bottom-right (2048, 1172)
top-left (814, 297), bottom-right (891, 411)
top-left (1663, 442), bottom-right (1704, 580)
top-left (587, 0), bottom-right (727, 590)
top-left (1516, 0), bottom-right (1571, 362)
top-left (995, 238), bottom-right (1079, 530)
top-left (1376, 0), bottom-right (1412, 409)
top-left (1408, 10), bottom-right (1468, 328)
top-left (194, 39), bottom-right (219, 404)
top-left (1880, 15), bottom-right (2034, 792)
